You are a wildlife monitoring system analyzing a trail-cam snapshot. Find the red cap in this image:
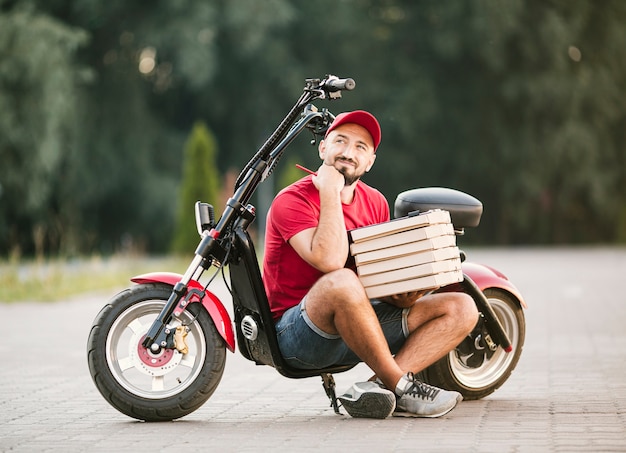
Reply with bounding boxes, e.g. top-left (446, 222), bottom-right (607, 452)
top-left (325, 110), bottom-right (382, 151)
